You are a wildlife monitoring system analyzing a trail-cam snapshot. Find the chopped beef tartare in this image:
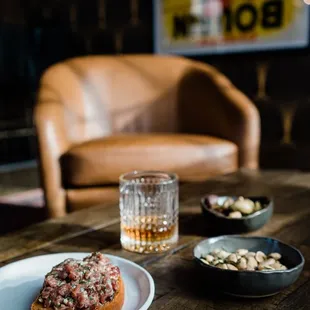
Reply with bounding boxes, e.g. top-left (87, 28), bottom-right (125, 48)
top-left (37, 252), bottom-right (120, 310)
